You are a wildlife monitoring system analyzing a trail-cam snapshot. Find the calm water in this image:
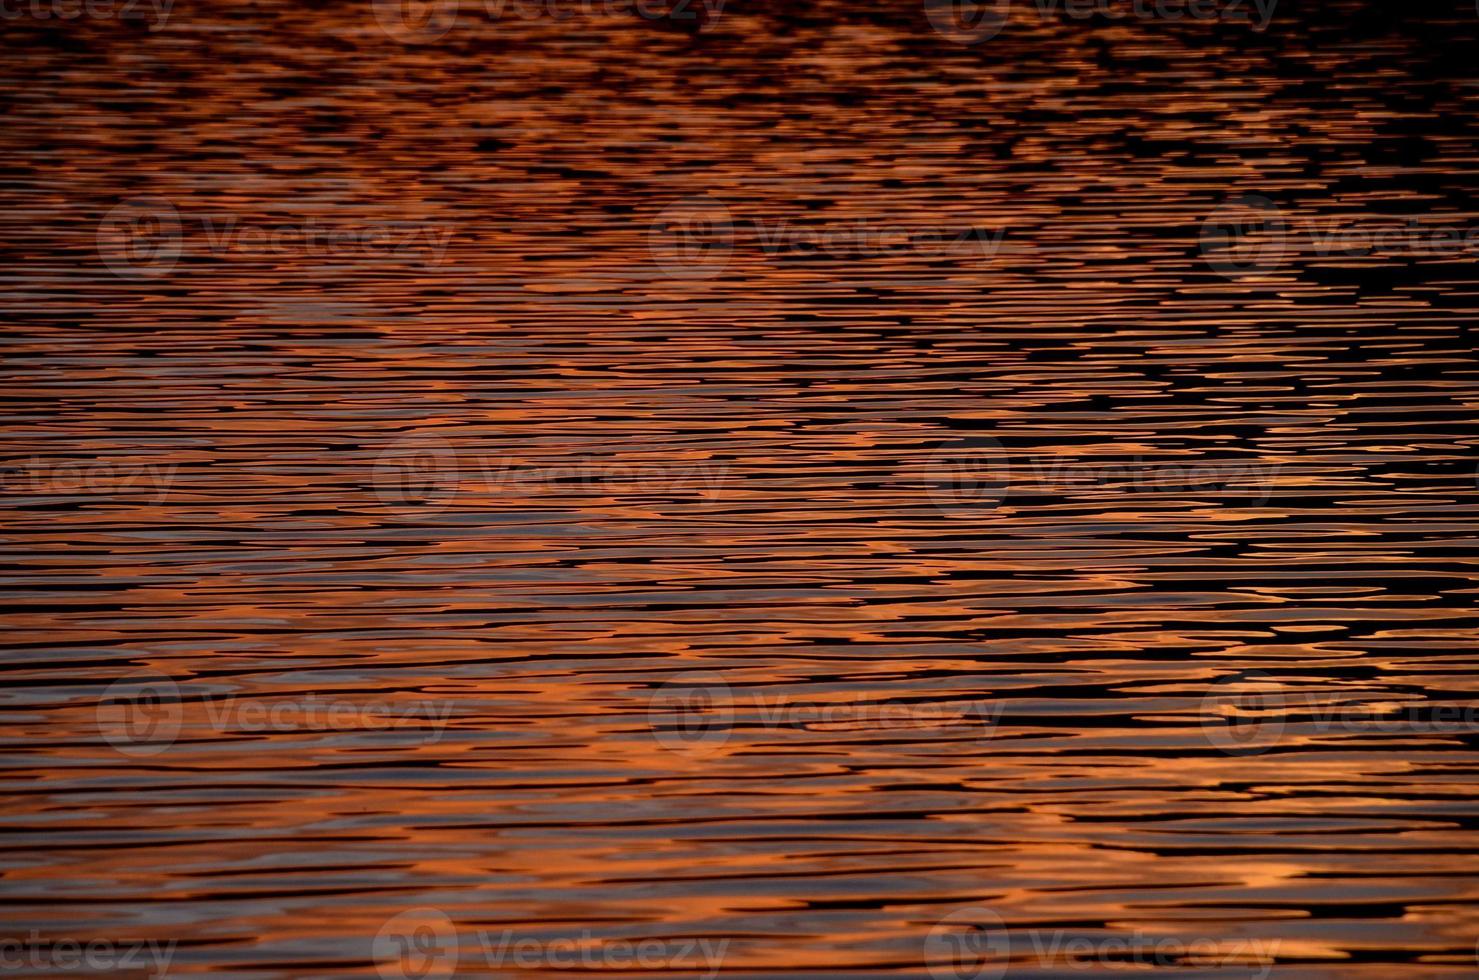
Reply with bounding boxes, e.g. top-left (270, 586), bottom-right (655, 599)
top-left (4, 0), bottom-right (1479, 976)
